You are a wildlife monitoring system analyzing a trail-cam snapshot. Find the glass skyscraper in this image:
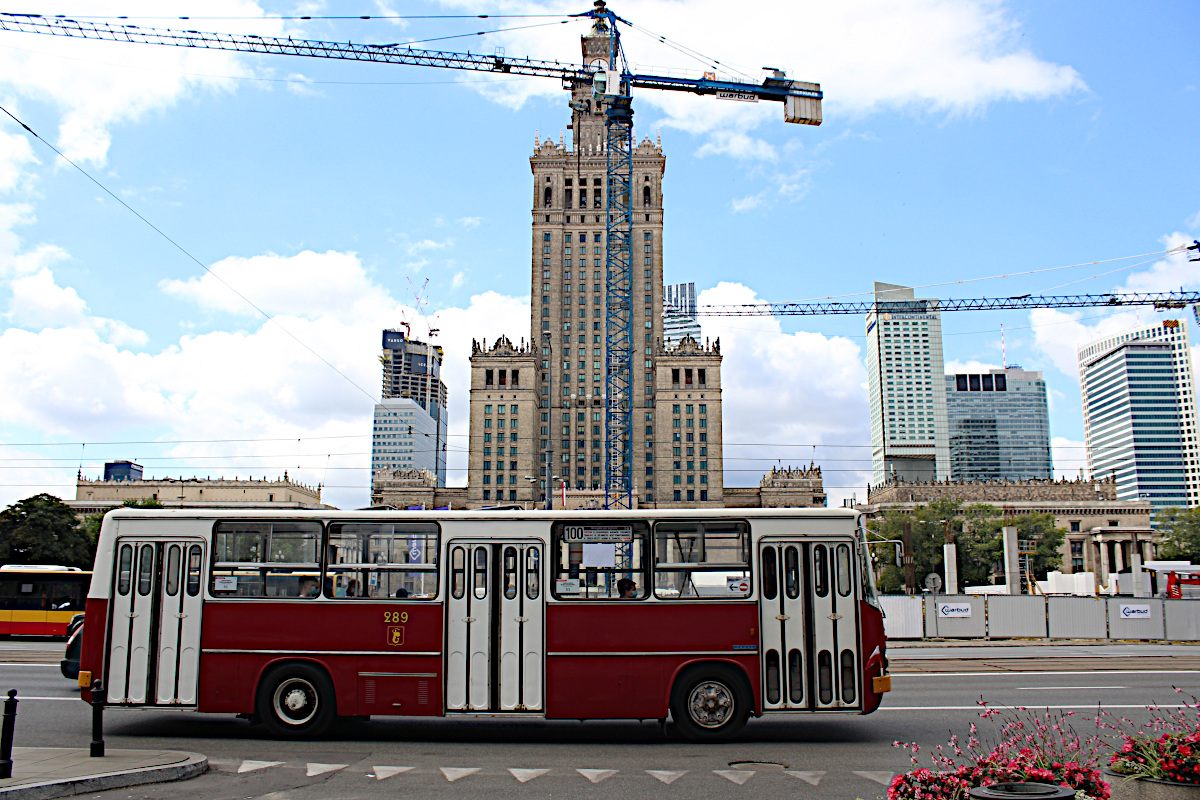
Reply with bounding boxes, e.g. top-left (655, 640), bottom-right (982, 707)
top-left (663, 281), bottom-right (701, 347)
top-left (1077, 319), bottom-right (1199, 513)
top-left (374, 329), bottom-right (448, 486)
top-left (945, 367), bottom-right (1052, 481)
